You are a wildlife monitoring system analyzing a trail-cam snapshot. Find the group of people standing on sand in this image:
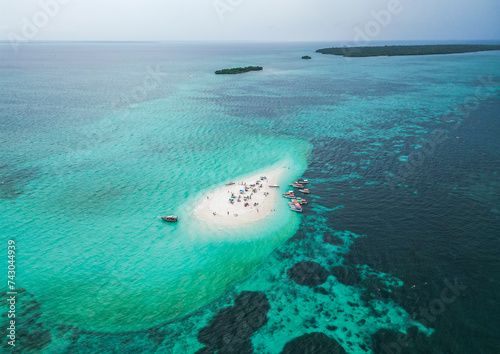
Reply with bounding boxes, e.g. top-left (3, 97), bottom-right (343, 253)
top-left (220, 176), bottom-right (270, 215)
